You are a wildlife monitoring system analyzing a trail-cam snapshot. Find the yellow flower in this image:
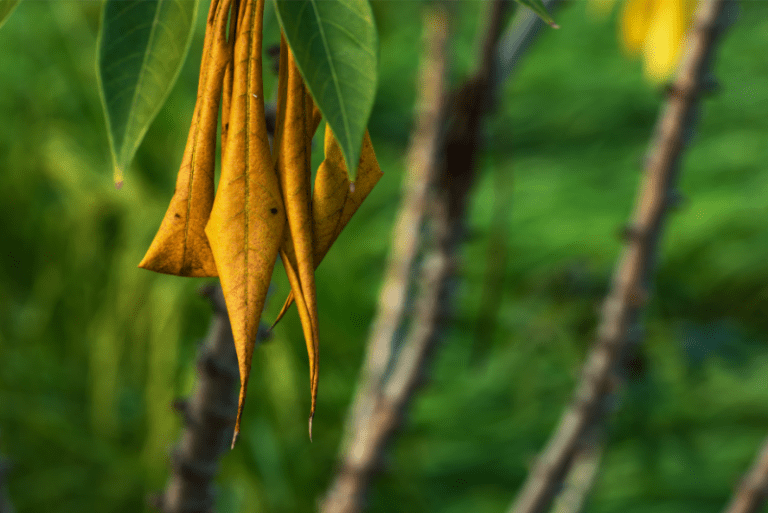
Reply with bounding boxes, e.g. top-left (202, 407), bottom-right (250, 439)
top-left (591, 0), bottom-right (698, 83)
